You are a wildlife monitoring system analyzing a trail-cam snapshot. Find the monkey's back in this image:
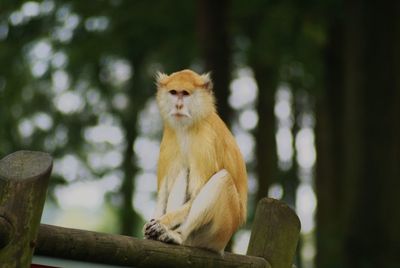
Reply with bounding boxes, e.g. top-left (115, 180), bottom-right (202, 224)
top-left (205, 113), bottom-right (248, 222)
